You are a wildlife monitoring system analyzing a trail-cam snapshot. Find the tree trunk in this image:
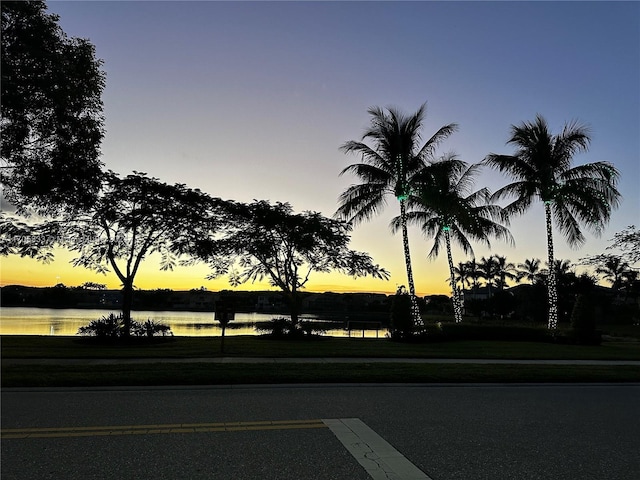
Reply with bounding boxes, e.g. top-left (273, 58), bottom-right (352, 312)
top-left (288, 292), bottom-right (300, 327)
top-left (399, 200), bottom-right (423, 330)
top-left (445, 231), bottom-right (463, 323)
top-left (121, 280), bottom-right (134, 337)
top-left (545, 203), bottom-right (558, 330)
top-left (220, 325), bottom-right (226, 353)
